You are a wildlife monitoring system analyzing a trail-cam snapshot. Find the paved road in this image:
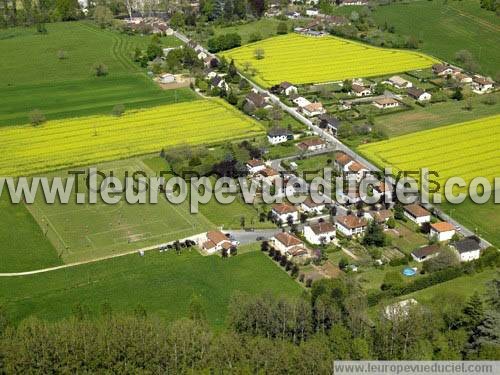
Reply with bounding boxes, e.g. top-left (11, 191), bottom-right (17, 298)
top-left (172, 30), bottom-right (492, 249)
